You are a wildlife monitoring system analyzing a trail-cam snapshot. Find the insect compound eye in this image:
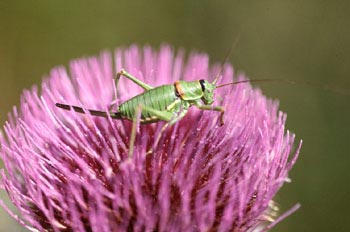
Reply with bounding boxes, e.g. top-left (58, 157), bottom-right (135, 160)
top-left (199, 79), bottom-right (206, 92)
